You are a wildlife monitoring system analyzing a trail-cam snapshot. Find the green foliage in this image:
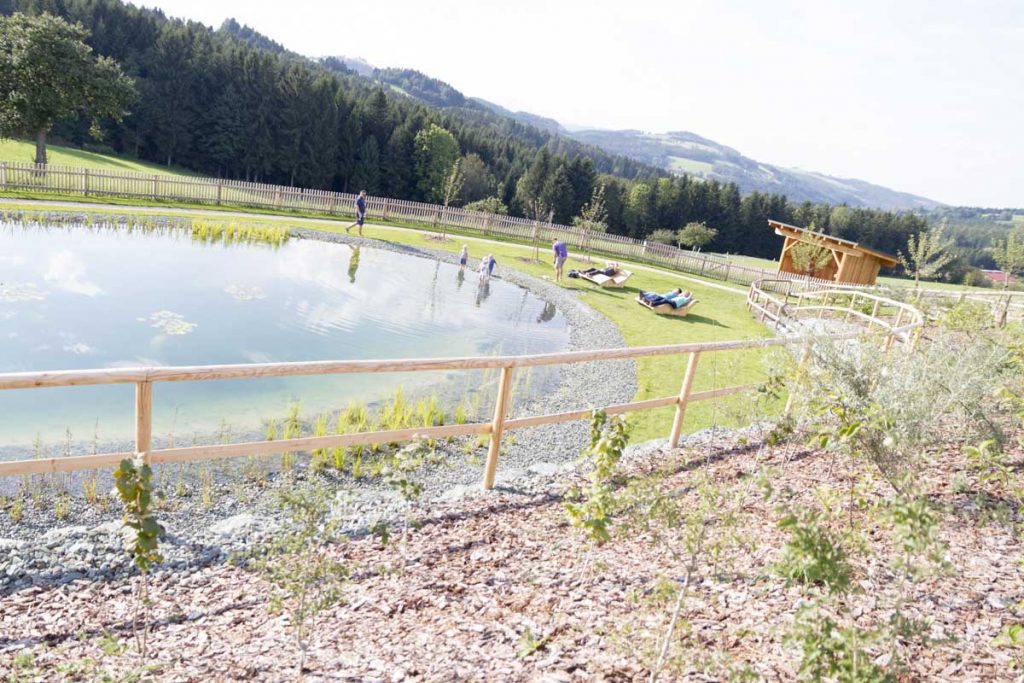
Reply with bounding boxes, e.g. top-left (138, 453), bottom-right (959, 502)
top-left (0, 12), bottom-right (136, 162)
top-left (464, 196), bottom-right (508, 215)
top-left (798, 332), bottom-right (1013, 491)
top-left (786, 604), bottom-right (892, 683)
top-left (9, 496), bottom-right (24, 523)
top-left (677, 221), bottom-right (718, 250)
top-left (564, 410), bottom-right (630, 545)
top-left (572, 183), bottom-right (608, 234)
top-left (113, 456), bottom-right (164, 575)
top-left (991, 227), bottom-right (1024, 288)
top-left (775, 511), bottom-right (853, 595)
top-left (995, 623), bottom-right (1024, 669)
top-left (113, 455), bottom-right (164, 660)
top-left (310, 413), bottom-right (330, 473)
top-left (517, 625), bottom-right (551, 659)
top-left (250, 487), bottom-right (348, 675)
top-left (647, 228), bottom-right (677, 246)
top-left (789, 227), bottom-right (834, 277)
top-left (885, 492), bottom-right (950, 580)
top-left (898, 224), bottom-right (955, 285)
top-left (414, 123), bottom-right (460, 202)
